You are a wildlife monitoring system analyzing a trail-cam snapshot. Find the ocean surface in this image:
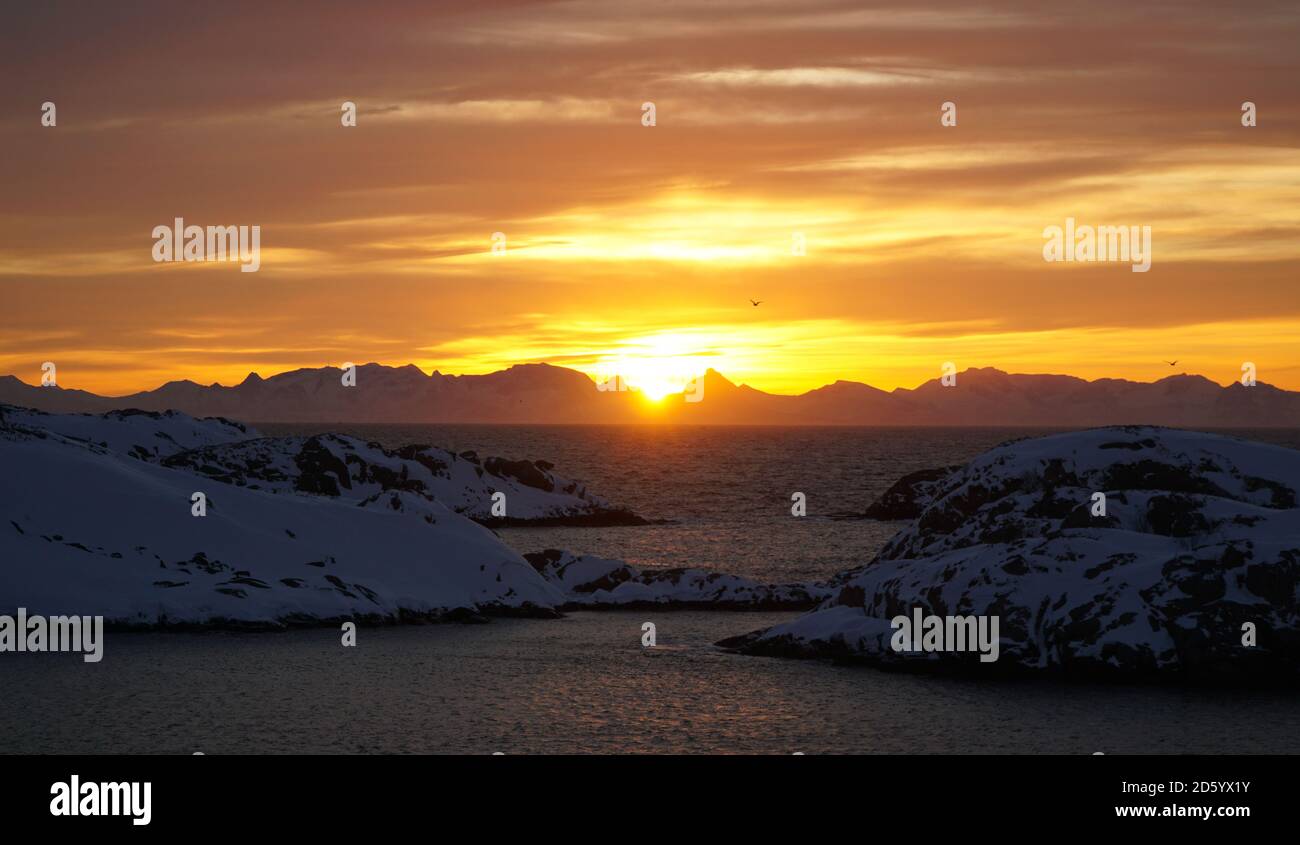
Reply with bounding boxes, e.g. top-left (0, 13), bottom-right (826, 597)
top-left (7, 612), bottom-right (1300, 754)
top-left (6, 425), bottom-right (1300, 754)
top-left (269, 424), bottom-right (1300, 584)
